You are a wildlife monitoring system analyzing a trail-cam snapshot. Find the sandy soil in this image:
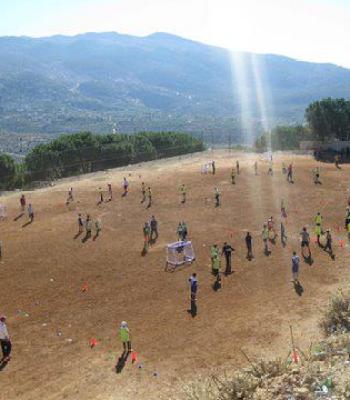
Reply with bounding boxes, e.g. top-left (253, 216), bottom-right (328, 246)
top-left (0, 150), bottom-right (350, 400)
